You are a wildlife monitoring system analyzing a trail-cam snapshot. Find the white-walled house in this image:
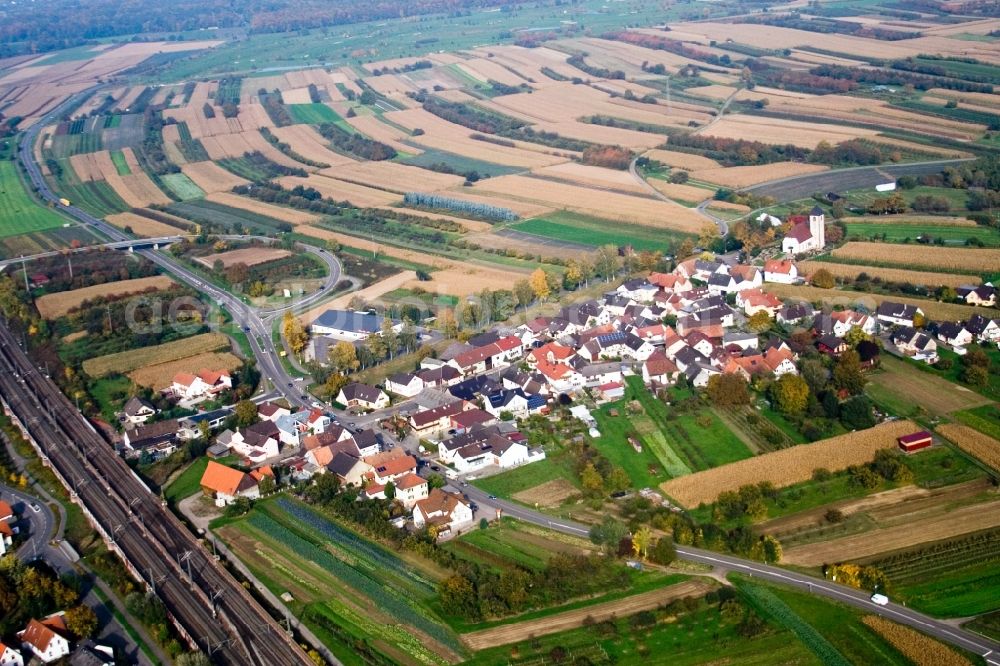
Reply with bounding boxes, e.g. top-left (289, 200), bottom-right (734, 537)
top-left (199, 461), bottom-right (260, 507)
top-left (413, 489), bottom-right (474, 537)
top-left (169, 369), bottom-right (232, 401)
top-left (18, 614), bottom-right (69, 664)
top-left (0, 642), bottom-right (22, 666)
top-left (763, 259), bottom-right (799, 284)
